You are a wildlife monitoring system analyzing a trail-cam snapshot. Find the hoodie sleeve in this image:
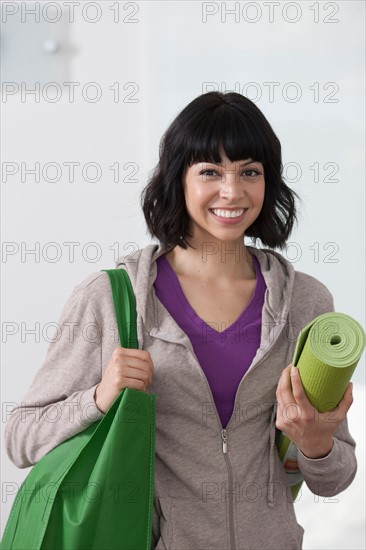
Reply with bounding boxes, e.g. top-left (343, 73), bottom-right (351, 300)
top-left (4, 280), bottom-right (105, 469)
top-left (294, 275), bottom-right (358, 496)
top-left (297, 416), bottom-right (357, 497)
